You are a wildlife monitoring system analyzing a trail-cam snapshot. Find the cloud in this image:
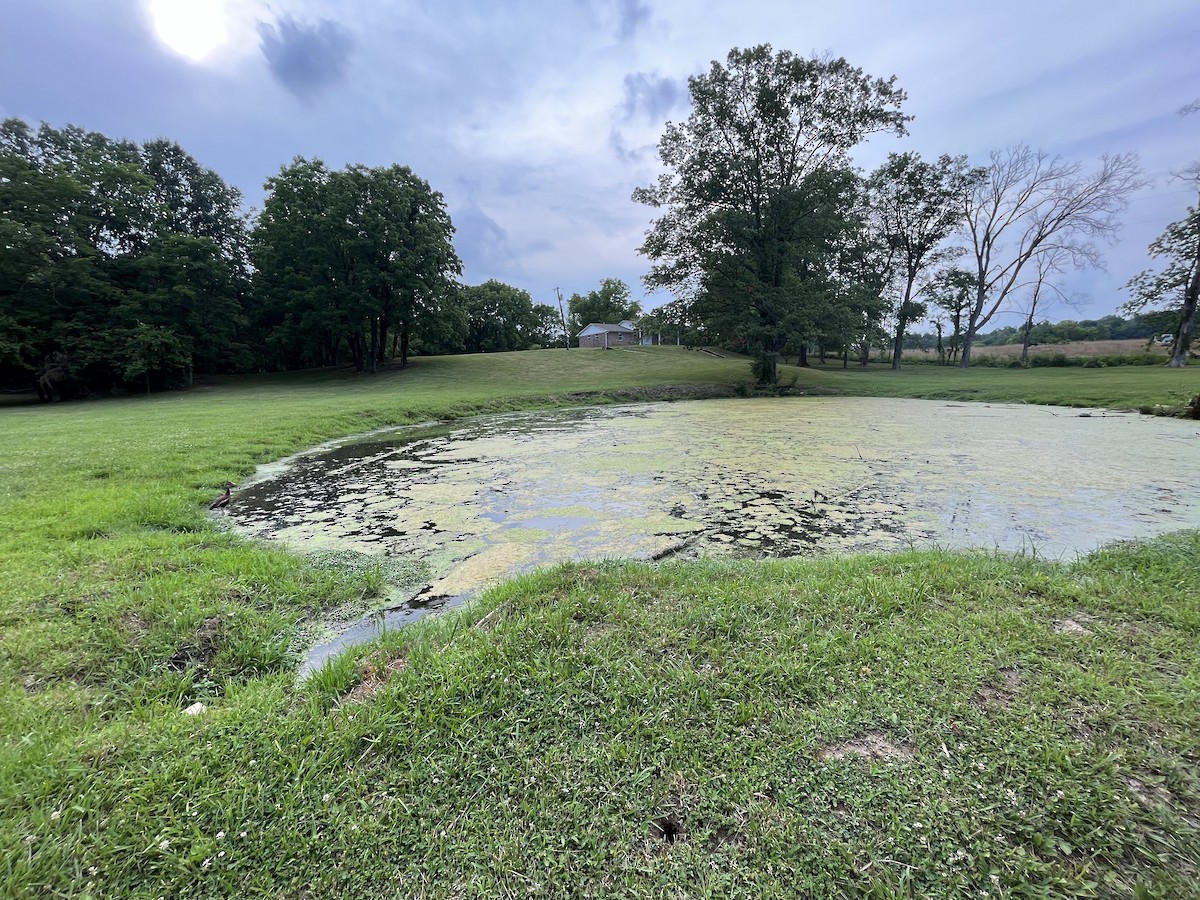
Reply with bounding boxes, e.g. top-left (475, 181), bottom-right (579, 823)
top-left (257, 14), bottom-right (353, 101)
top-left (614, 0), bottom-right (652, 41)
top-left (608, 128), bottom-right (655, 165)
top-left (452, 198), bottom-right (523, 283)
top-left (618, 71), bottom-right (682, 123)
